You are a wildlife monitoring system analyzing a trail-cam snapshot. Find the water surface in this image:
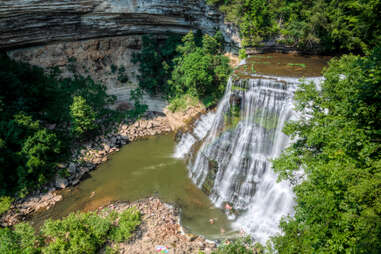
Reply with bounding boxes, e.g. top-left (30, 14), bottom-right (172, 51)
top-left (31, 135), bottom-right (233, 239)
